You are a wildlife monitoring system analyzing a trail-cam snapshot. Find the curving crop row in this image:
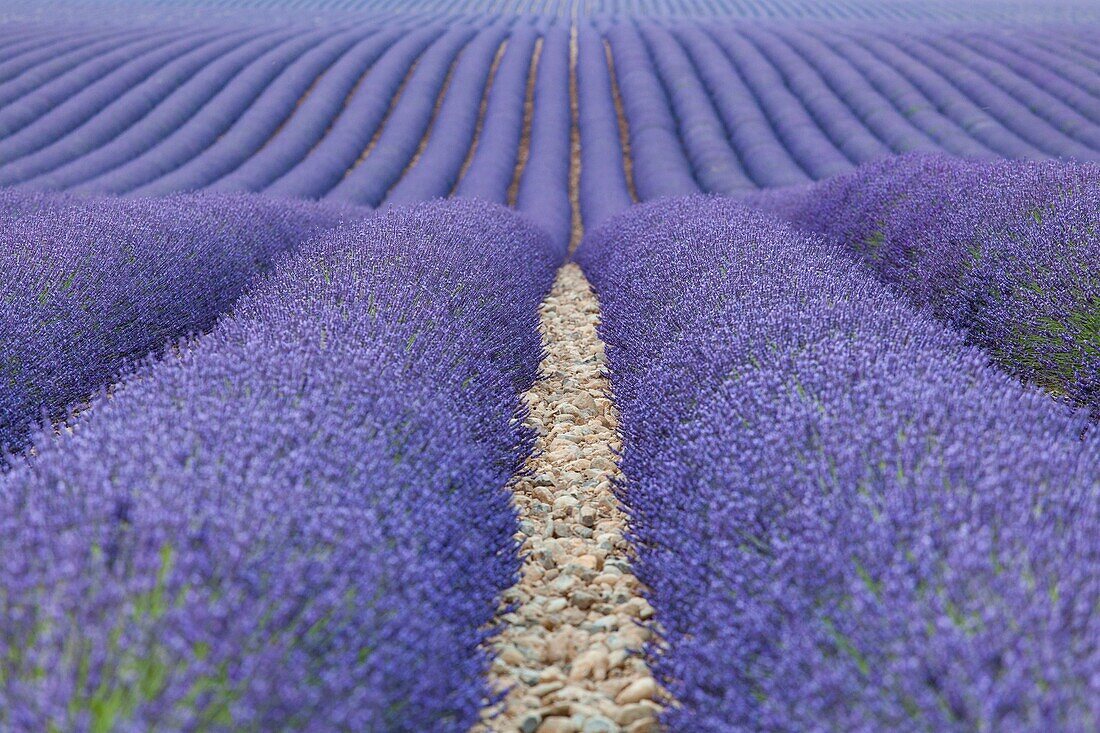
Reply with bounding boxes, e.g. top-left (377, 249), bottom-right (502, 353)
top-left (132, 25), bottom-right (376, 196)
top-left (23, 29), bottom-right (303, 191)
top-left (453, 22), bottom-right (540, 204)
top-left (671, 22), bottom-right (807, 187)
top-left (5, 18), bottom-right (1100, 200)
top-left (638, 21), bottom-right (756, 193)
top-left (576, 22), bottom-right (633, 232)
top-left (578, 194), bottom-right (1100, 732)
top-left (958, 31), bottom-right (1100, 124)
top-left (806, 29), bottom-right (997, 159)
top-left (514, 21), bottom-right (571, 250)
top-left (0, 198), bottom-right (563, 731)
top-left (750, 153), bottom-right (1100, 415)
top-left (602, 20), bottom-right (698, 200)
top-left (0, 188), bottom-right (363, 455)
top-left (326, 22), bottom-right (485, 205)
top-left (840, 32), bottom-right (1046, 159)
top-left (740, 25), bottom-right (894, 163)
top-left (76, 26), bottom-right (358, 195)
top-left (264, 23), bottom-right (448, 199)
top-left (1002, 31), bottom-right (1100, 102)
top-left (209, 25), bottom-right (410, 193)
top-left (931, 33), bottom-right (1100, 151)
top-left (0, 28), bottom-right (279, 187)
top-left (884, 31), bottom-right (1100, 161)
top-left (706, 26), bottom-right (854, 179)
top-left (383, 19), bottom-right (515, 207)
top-left (764, 26), bottom-right (953, 157)
top-left (0, 26), bottom-right (162, 110)
top-left (0, 25), bottom-right (215, 147)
